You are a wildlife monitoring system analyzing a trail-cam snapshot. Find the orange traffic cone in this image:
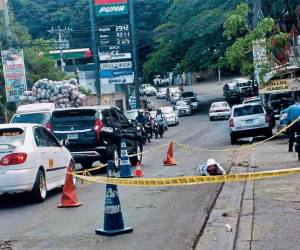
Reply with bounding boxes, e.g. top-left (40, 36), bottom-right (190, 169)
top-left (134, 161), bottom-right (144, 177)
top-left (58, 165), bottom-right (82, 208)
top-left (163, 142), bottom-right (177, 166)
